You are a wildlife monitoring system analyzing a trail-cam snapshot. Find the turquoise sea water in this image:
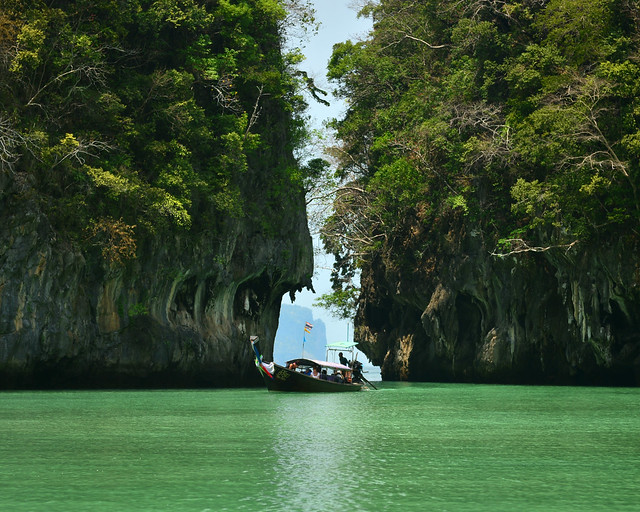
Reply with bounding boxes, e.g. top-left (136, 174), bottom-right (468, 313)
top-left (1, 383), bottom-right (639, 511)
